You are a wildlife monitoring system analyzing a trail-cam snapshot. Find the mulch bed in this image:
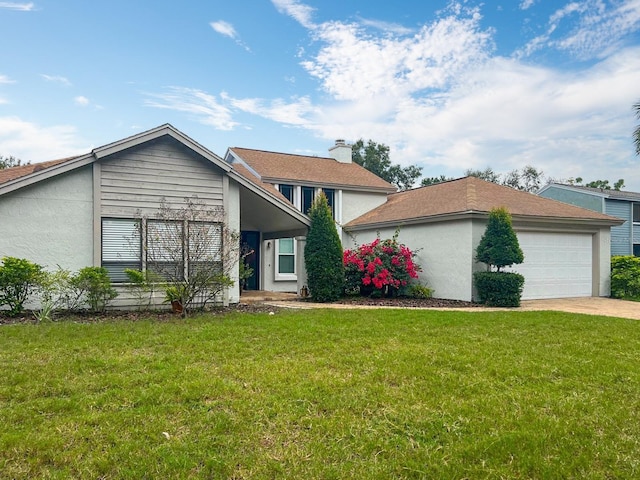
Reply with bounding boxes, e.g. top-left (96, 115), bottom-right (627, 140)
top-left (0, 297), bottom-right (481, 325)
